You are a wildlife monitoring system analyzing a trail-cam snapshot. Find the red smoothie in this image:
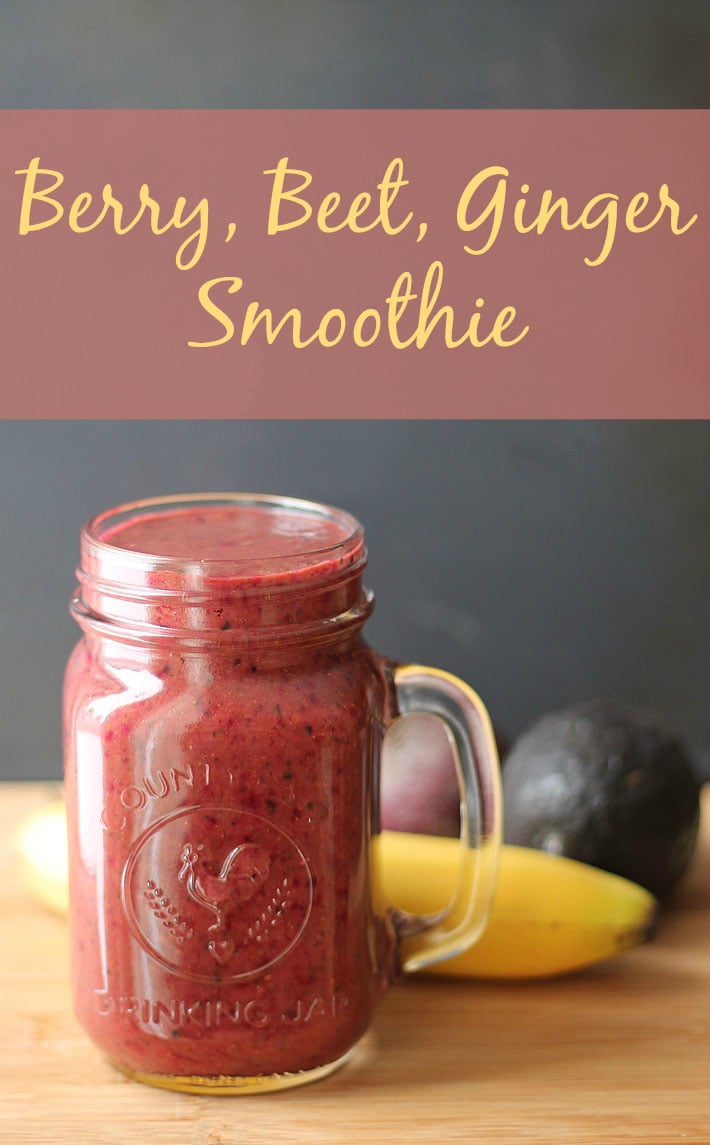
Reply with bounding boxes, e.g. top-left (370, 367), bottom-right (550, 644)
top-left (64, 496), bottom-right (398, 1089)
